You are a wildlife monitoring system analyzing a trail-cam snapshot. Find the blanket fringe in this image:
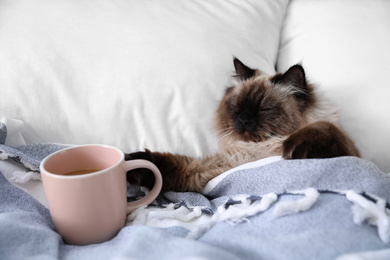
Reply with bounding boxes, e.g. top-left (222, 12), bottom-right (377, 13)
top-left (148, 205), bottom-right (203, 222)
top-left (0, 151), bottom-right (9, 160)
top-left (9, 171), bottom-right (41, 183)
top-left (126, 188), bottom-right (390, 244)
top-left (346, 190), bottom-right (390, 243)
top-left (126, 204), bottom-right (208, 229)
top-left (273, 188), bottom-right (319, 218)
top-left (187, 193), bottom-right (277, 239)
